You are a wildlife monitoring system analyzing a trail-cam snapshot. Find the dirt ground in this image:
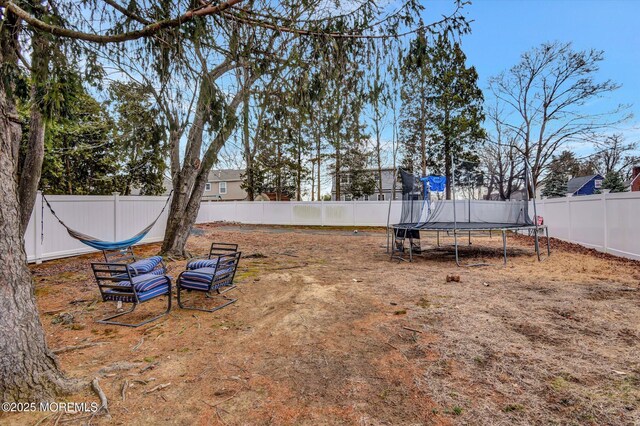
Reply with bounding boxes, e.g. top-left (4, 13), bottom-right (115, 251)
top-left (3, 224), bottom-right (640, 425)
